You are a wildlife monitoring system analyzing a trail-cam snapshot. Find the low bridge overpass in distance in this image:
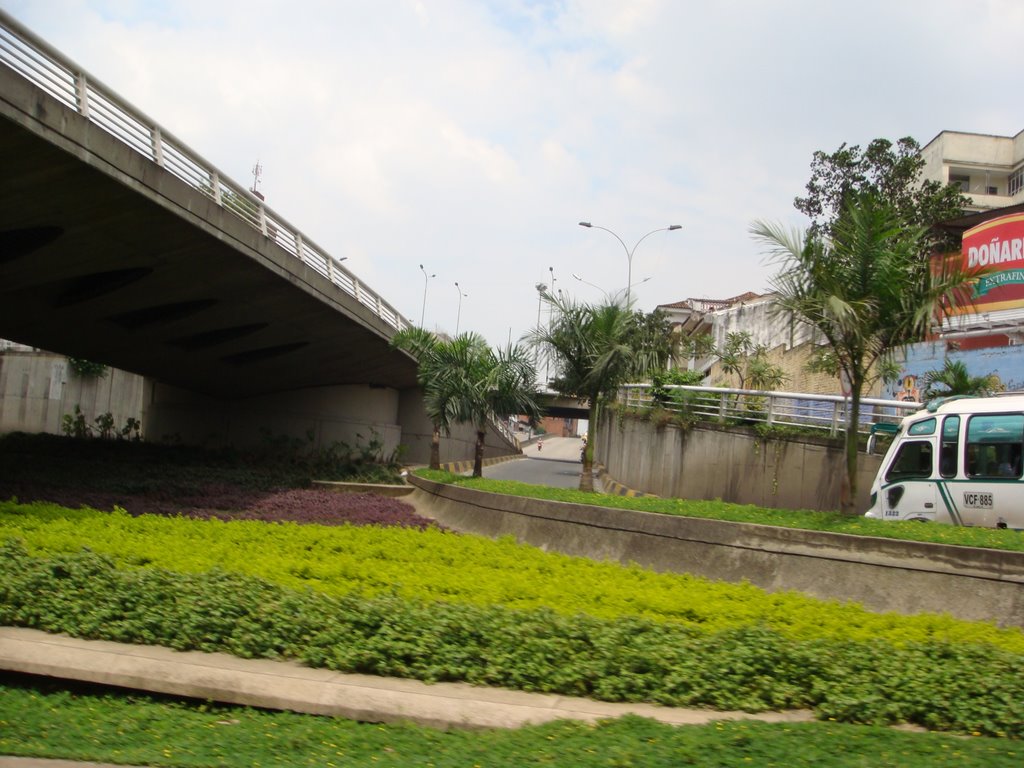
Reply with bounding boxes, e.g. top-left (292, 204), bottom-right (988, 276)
top-left (0, 13), bottom-right (515, 461)
top-left (537, 391), bottom-right (590, 420)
